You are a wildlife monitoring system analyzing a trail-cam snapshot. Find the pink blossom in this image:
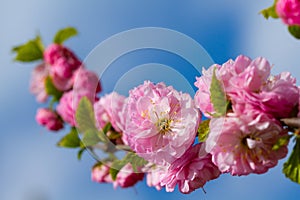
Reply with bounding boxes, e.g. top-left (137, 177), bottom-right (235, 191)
top-left (50, 71), bottom-right (74, 91)
top-left (113, 163), bottom-right (144, 188)
top-left (36, 108), bottom-right (63, 131)
top-left (124, 81), bottom-right (200, 166)
top-left (73, 68), bottom-right (102, 95)
top-left (44, 44), bottom-right (81, 79)
top-left (94, 92), bottom-right (126, 132)
top-left (160, 144), bottom-right (221, 194)
top-left (56, 90), bottom-right (96, 126)
top-left (276, 0), bottom-right (300, 26)
top-left (194, 55), bottom-right (271, 117)
top-left (30, 63), bottom-right (49, 102)
top-left (92, 163), bottom-right (113, 183)
top-left (205, 113), bottom-right (288, 176)
top-left (258, 72), bottom-right (299, 118)
top-left (143, 163), bottom-right (168, 191)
